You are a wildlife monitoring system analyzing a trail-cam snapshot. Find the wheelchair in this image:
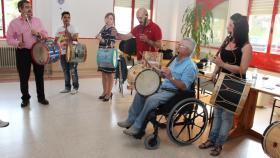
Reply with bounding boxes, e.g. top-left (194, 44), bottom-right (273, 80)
top-left (132, 84), bottom-right (209, 150)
